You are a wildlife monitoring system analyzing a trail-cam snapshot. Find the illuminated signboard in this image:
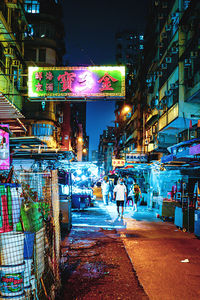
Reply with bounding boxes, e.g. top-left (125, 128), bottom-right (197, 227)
top-left (112, 159), bottom-right (125, 167)
top-left (126, 153), bottom-right (148, 163)
top-left (28, 66), bottom-right (125, 99)
top-left (0, 125), bottom-right (10, 170)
